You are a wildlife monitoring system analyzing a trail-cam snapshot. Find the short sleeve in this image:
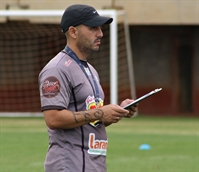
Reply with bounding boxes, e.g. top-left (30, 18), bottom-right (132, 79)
top-left (39, 67), bottom-right (71, 111)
